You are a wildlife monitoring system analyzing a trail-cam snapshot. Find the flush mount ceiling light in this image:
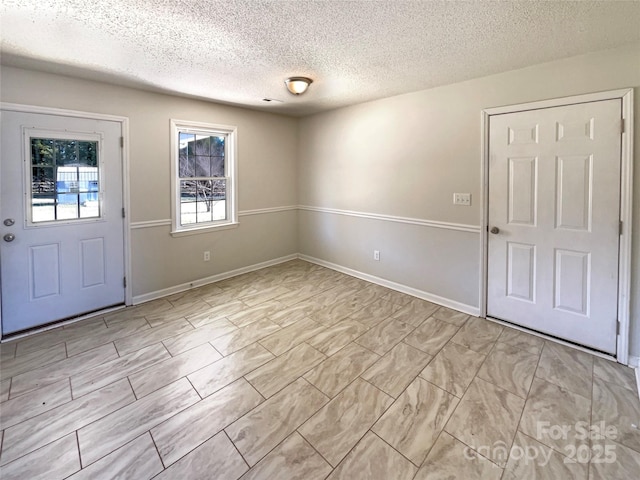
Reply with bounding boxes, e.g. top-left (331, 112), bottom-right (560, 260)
top-left (285, 77), bottom-right (313, 95)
